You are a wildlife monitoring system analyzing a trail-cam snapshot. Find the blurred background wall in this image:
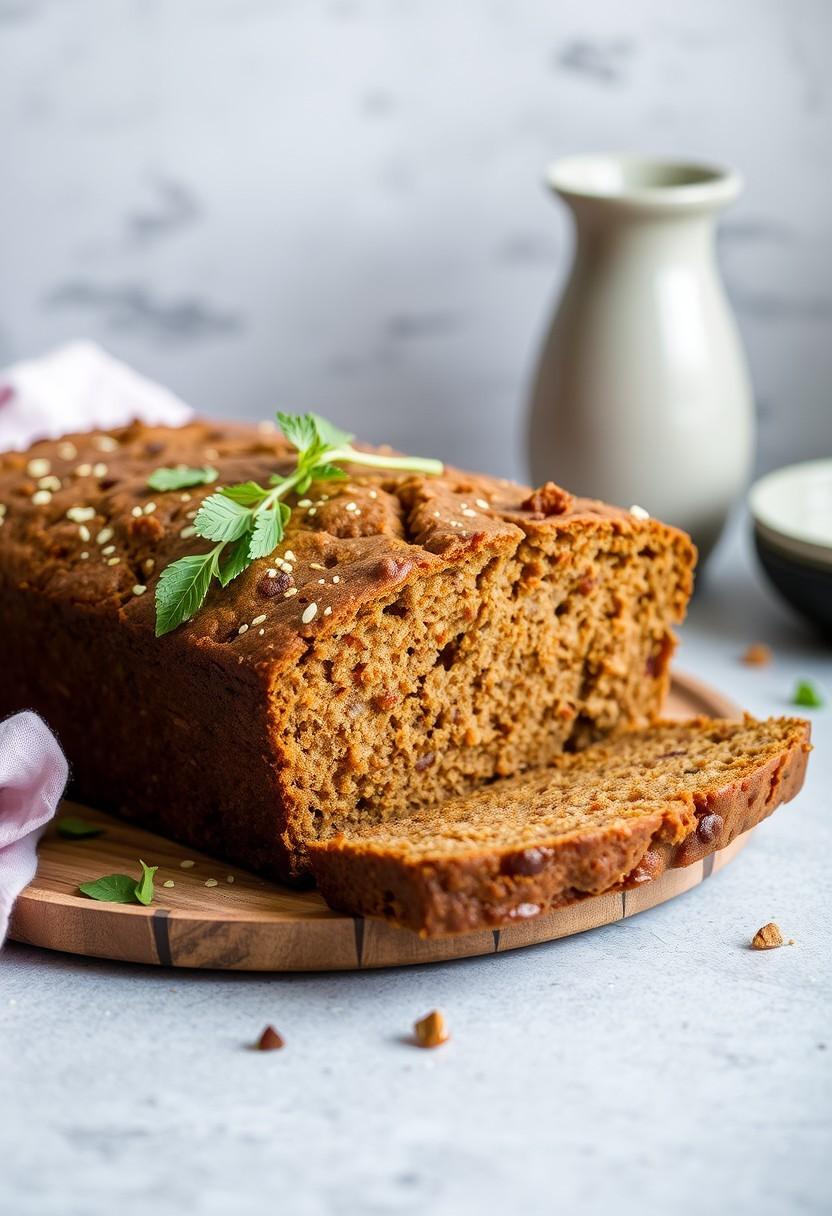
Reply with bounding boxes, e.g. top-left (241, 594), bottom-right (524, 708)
top-left (1, 0), bottom-right (830, 481)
